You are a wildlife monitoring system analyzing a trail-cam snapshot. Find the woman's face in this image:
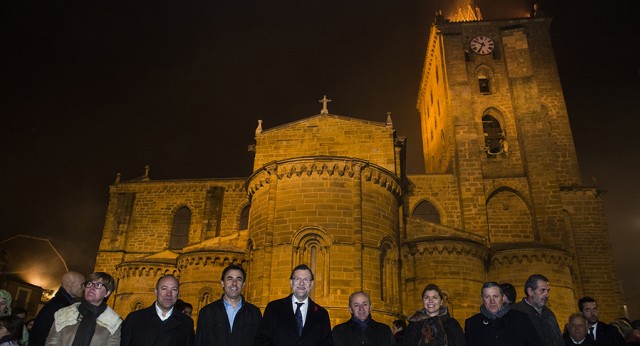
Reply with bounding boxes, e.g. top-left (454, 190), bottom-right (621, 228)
top-left (423, 289), bottom-right (442, 316)
top-left (83, 280), bottom-right (111, 306)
